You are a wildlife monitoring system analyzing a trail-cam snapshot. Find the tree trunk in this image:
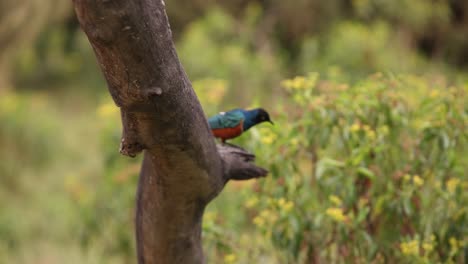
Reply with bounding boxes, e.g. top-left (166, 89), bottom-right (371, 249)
top-left (72, 0), bottom-right (267, 263)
